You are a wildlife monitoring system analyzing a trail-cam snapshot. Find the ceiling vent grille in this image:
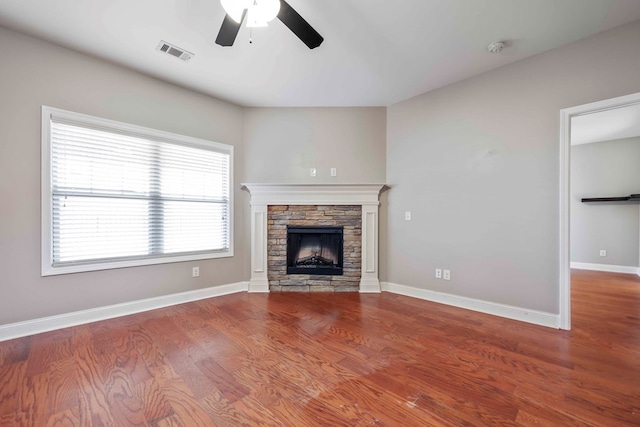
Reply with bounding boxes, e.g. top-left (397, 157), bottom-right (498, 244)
top-left (156, 41), bottom-right (194, 61)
